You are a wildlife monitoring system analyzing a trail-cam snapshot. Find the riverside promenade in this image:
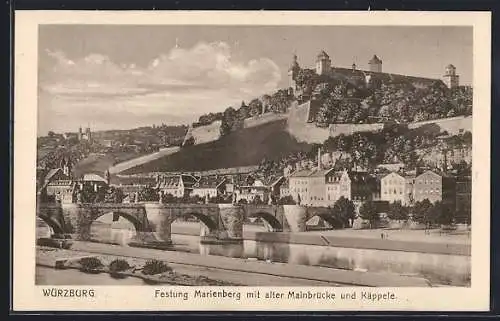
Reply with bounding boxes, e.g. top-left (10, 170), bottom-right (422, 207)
top-left (40, 242), bottom-right (432, 287)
